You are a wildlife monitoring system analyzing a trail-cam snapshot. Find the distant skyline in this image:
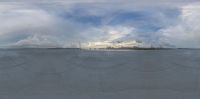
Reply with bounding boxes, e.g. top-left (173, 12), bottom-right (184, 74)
top-left (0, 0), bottom-right (200, 48)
